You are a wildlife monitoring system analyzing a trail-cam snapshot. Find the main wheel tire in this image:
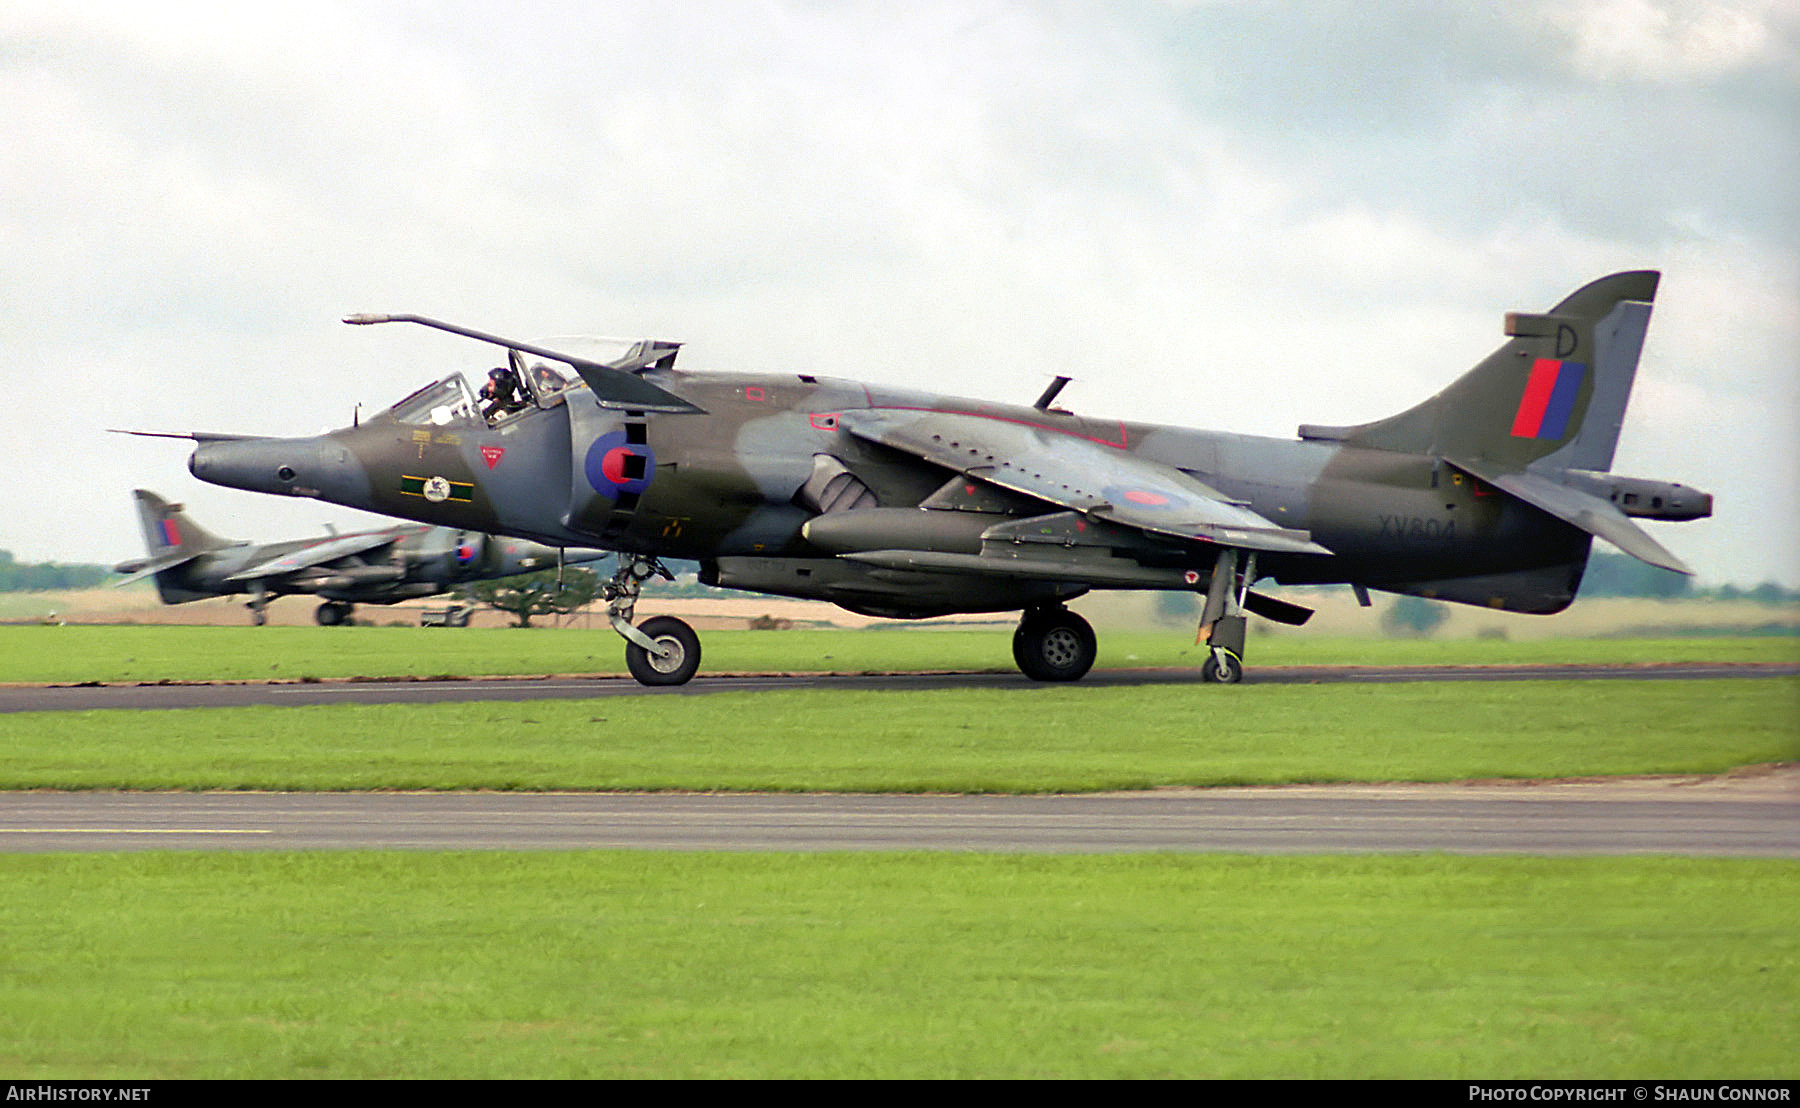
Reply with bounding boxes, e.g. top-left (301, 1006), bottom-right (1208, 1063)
top-left (1200, 650), bottom-right (1243, 684)
top-left (315, 601), bottom-right (350, 626)
top-left (625, 616), bottom-right (702, 686)
top-left (1012, 608), bottom-right (1097, 682)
